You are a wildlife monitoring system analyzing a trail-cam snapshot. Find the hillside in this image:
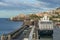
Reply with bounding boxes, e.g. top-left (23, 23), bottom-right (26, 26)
top-left (10, 7), bottom-right (60, 21)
